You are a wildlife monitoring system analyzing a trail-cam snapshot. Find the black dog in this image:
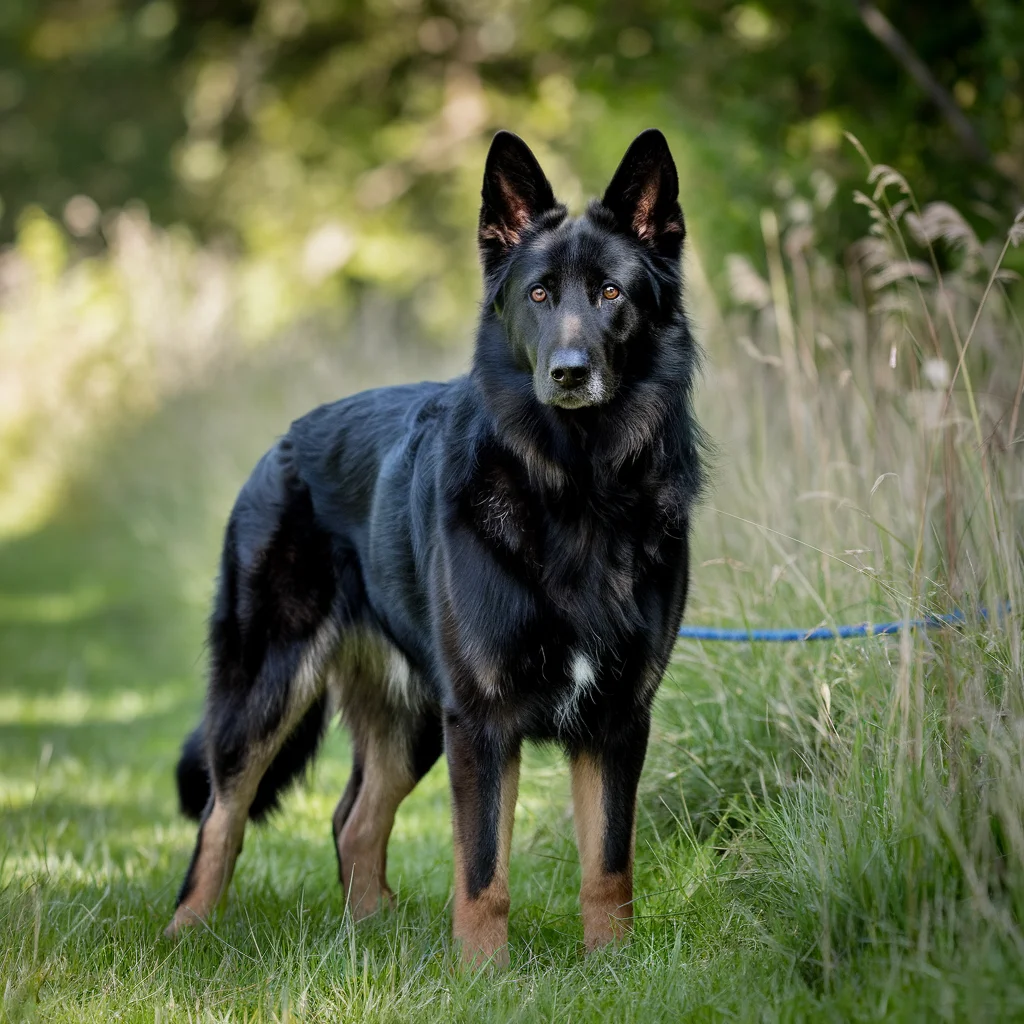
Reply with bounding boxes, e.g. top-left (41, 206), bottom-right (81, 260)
top-left (167, 128), bottom-right (704, 965)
